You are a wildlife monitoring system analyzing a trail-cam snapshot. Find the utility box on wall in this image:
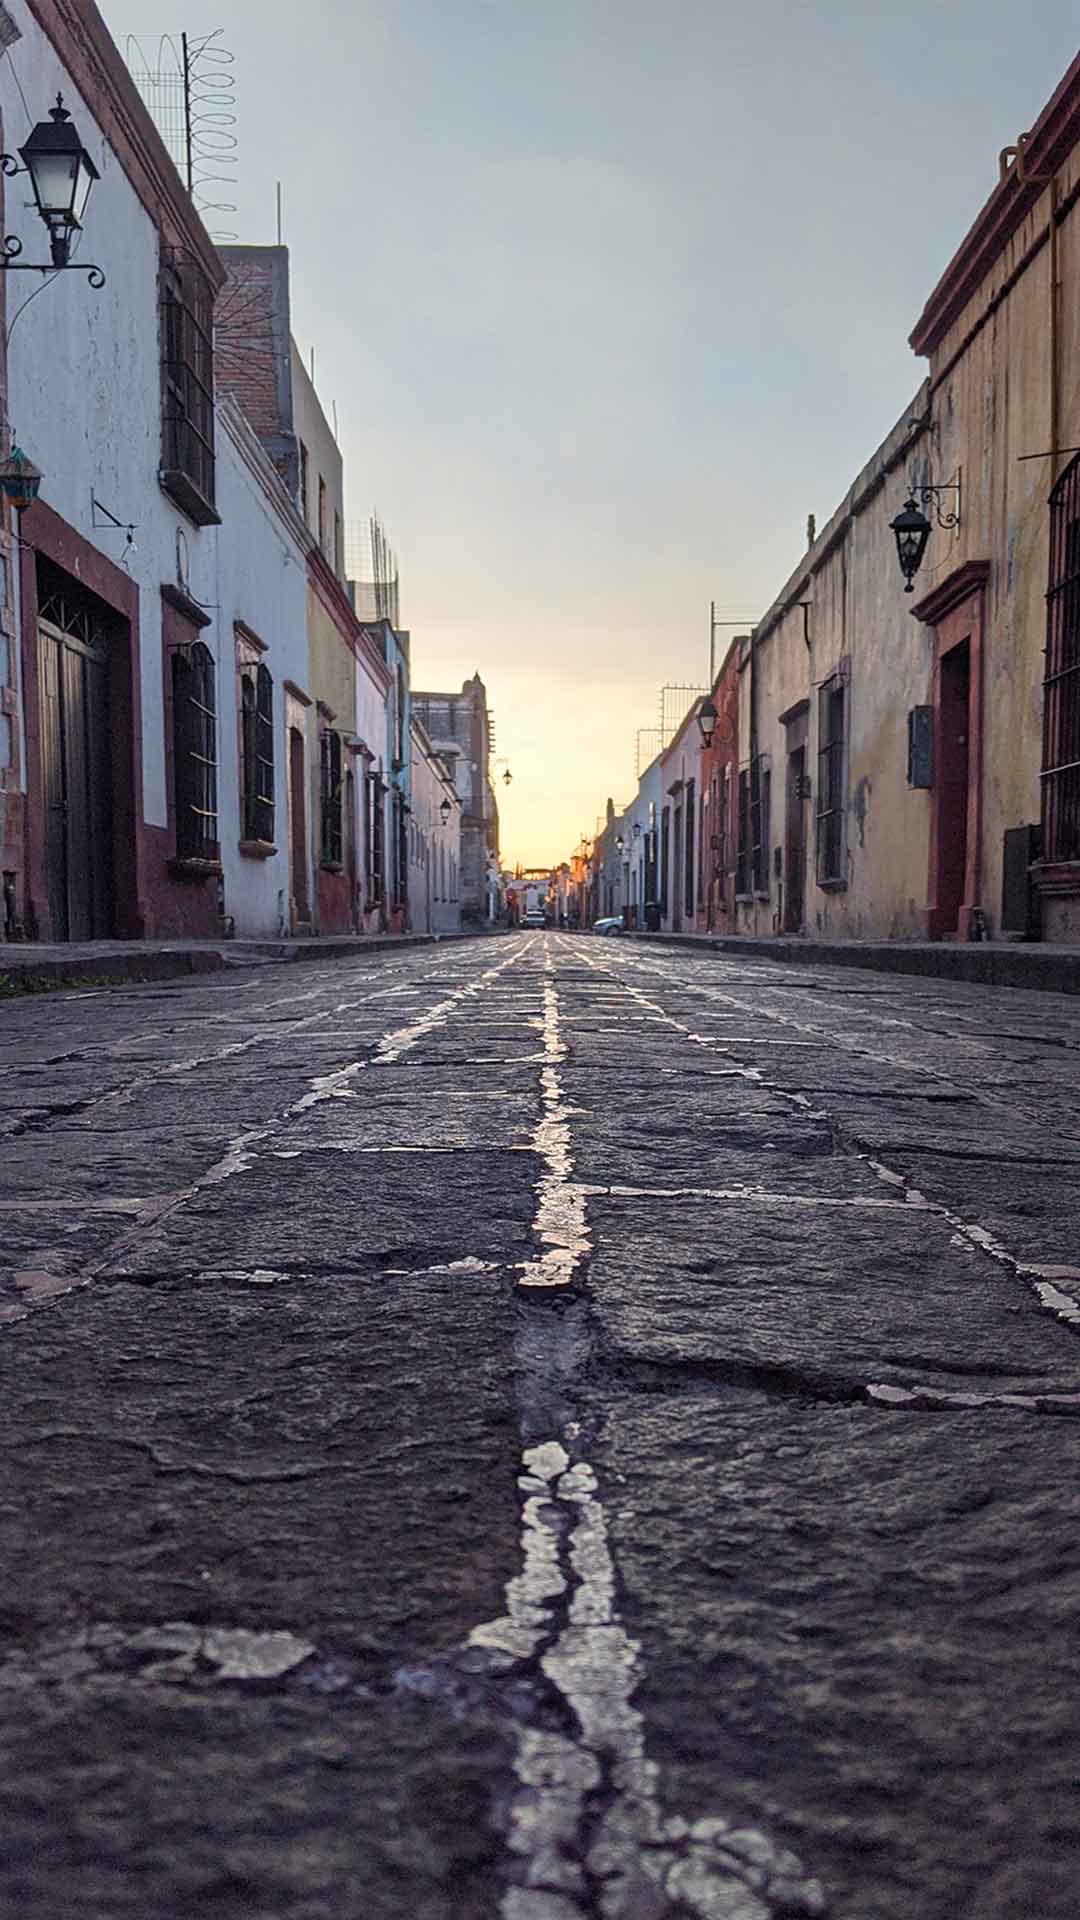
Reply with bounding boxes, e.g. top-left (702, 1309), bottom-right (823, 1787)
top-left (906, 707), bottom-right (933, 788)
